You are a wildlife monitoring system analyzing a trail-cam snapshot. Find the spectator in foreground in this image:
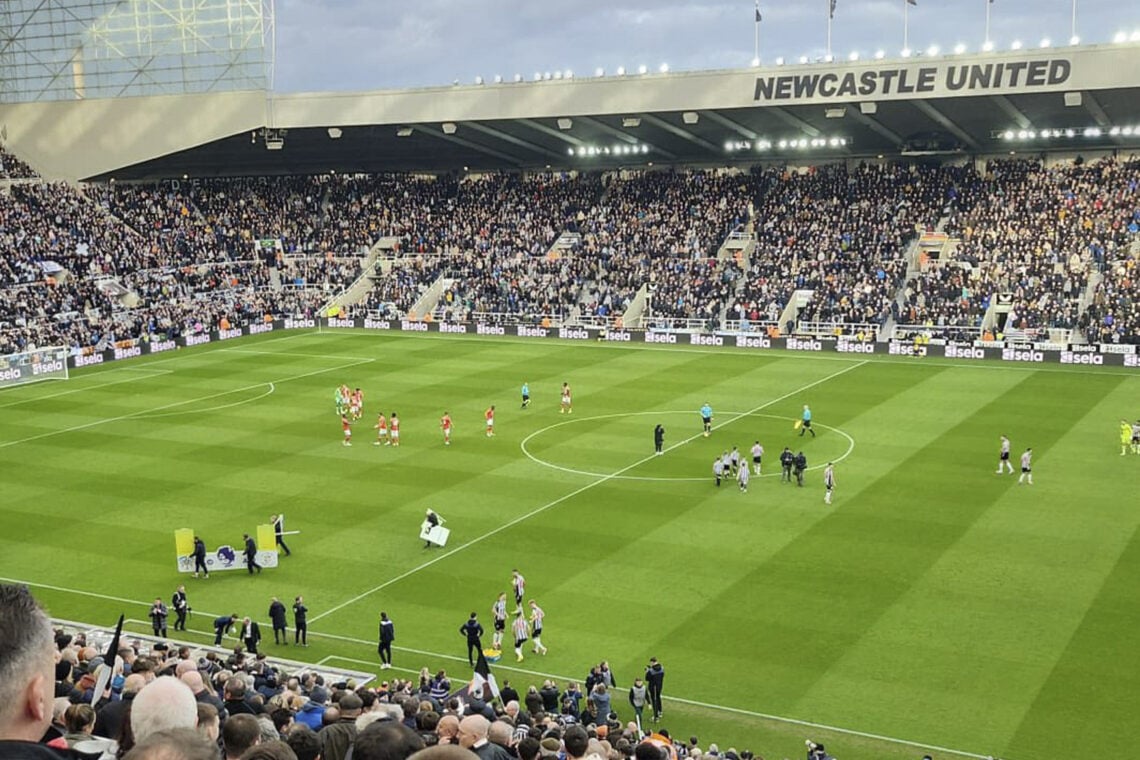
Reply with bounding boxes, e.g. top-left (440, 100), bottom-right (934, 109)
top-left (0, 584), bottom-right (63, 759)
